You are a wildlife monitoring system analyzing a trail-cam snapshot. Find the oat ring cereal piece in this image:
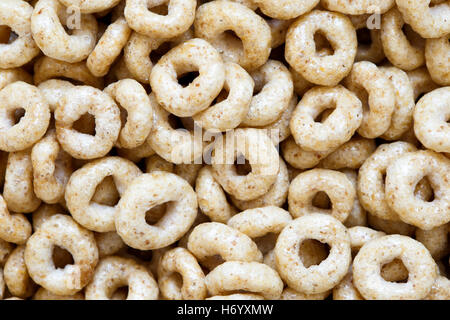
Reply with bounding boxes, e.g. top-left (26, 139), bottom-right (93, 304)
top-left (125, 0), bottom-right (196, 39)
top-left (148, 95), bottom-right (203, 164)
top-left (65, 157), bottom-right (142, 232)
top-left (414, 87), bottom-right (450, 153)
top-left (194, 1), bottom-right (272, 71)
top-left (395, 0), bottom-right (450, 39)
top-left (252, 0), bottom-right (319, 20)
top-left (212, 128), bottom-right (280, 201)
top-left (241, 60), bottom-right (293, 127)
top-left (157, 247), bottom-right (207, 300)
top-left (344, 61), bottom-right (396, 139)
top-left (288, 168), bottom-right (356, 222)
top-left (55, 86), bottom-right (121, 160)
top-left (416, 224), bottom-right (450, 260)
top-left (33, 57), bottom-right (104, 89)
top-left (31, 130), bottom-right (72, 205)
top-left (104, 79), bottom-right (153, 149)
top-left (349, 15), bottom-right (385, 64)
top-left (24, 214), bottom-right (98, 295)
top-left (115, 172), bottom-right (198, 250)
top-left (282, 137), bottom-right (333, 170)
top-left (207, 294), bottom-right (264, 300)
top-left (58, 0), bottom-right (121, 14)
top-left (195, 166), bottom-right (237, 223)
top-left (87, 17), bottom-right (131, 77)
top-left (85, 256), bottom-right (159, 300)
top-left (379, 66), bottom-right (416, 140)
top-left (0, 68), bottom-right (32, 91)
top-left (33, 287), bottom-right (84, 300)
top-left (358, 142), bottom-right (417, 222)
top-left (380, 8), bottom-right (425, 71)
top-left (230, 158), bottom-right (289, 211)
top-left (187, 222), bottom-right (263, 268)
top-left (227, 206), bottom-right (292, 238)
top-left (0, 195), bottom-right (32, 245)
top-left (425, 35), bottom-right (450, 86)
top-left (275, 214), bottom-right (352, 294)
top-left (386, 150), bottom-right (450, 230)
top-left (205, 261), bottom-right (283, 299)
top-left (31, 0), bottom-right (98, 63)
top-left (285, 10), bottom-right (357, 87)
top-left (4, 150), bottom-right (41, 213)
top-left (0, 82), bottom-right (50, 152)
top-left (0, 0), bottom-right (40, 69)
top-left (38, 80), bottom-right (75, 112)
top-left (353, 235), bottom-right (437, 300)
top-left (3, 245), bottom-right (36, 298)
top-left (321, 0), bottom-right (395, 14)
top-left (150, 38), bottom-right (225, 117)
top-left (193, 62), bottom-right (254, 131)
top-left (0, 238), bottom-right (13, 267)
top-left (290, 86), bottom-right (362, 152)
